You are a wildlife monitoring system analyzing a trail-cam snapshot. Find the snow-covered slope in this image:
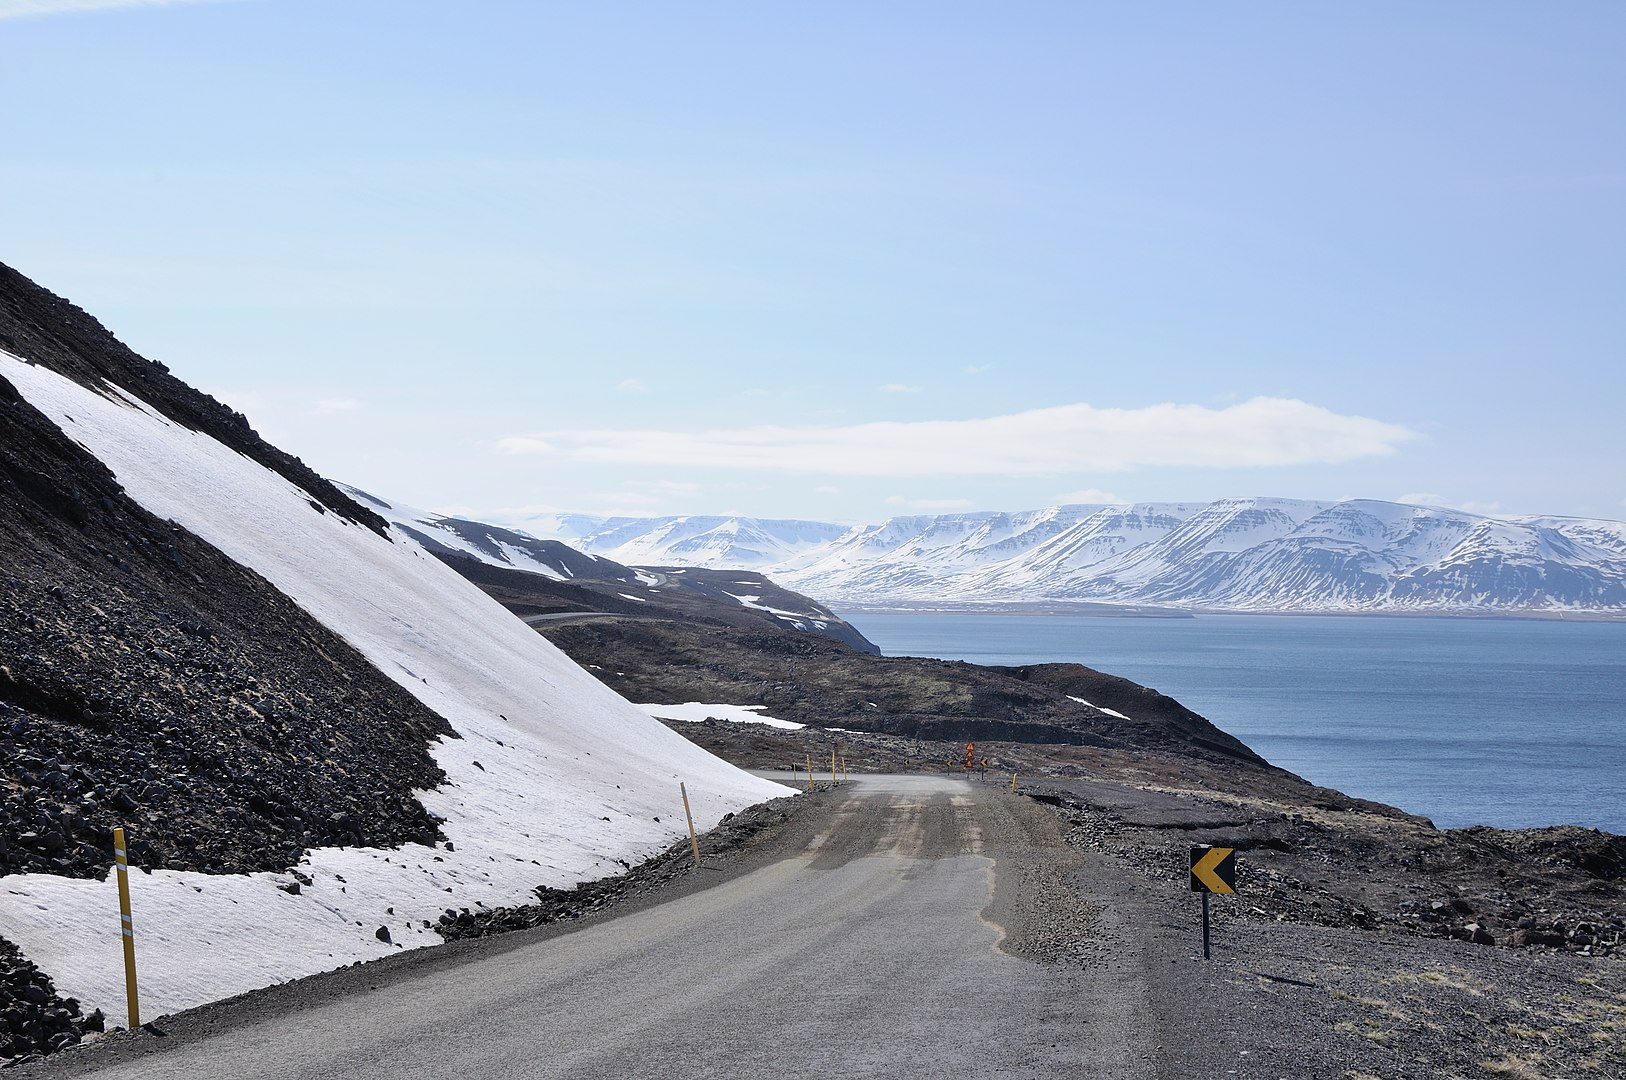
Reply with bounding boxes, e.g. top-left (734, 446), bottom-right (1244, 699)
top-left (518, 501), bottom-right (1626, 615)
top-left (0, 350), bottom-right (788, 1021)
top-left (342, 485), bottom-right (636, 585)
